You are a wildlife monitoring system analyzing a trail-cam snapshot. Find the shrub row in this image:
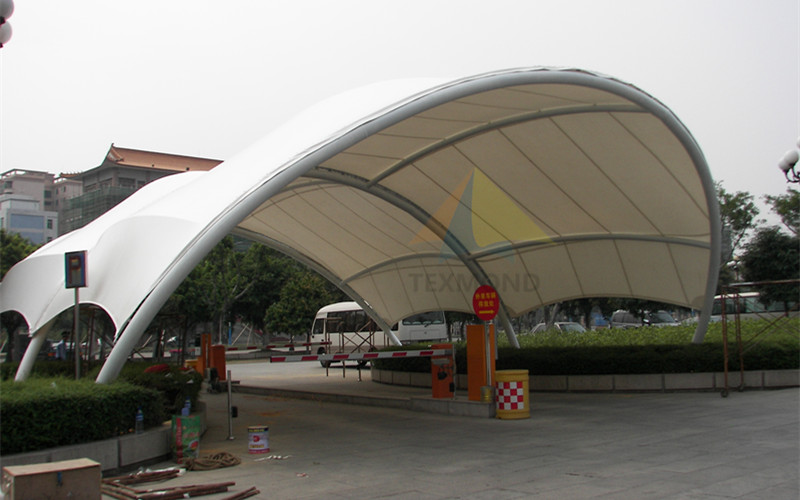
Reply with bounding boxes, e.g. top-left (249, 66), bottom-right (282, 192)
top-left (1, 361), bottom-right (202, 416)
top-left (0, 361), bottom-right (203, 455)
top-left (0, 378), bottom-right (164, 455)
top-left (373, 337), bottom-right (799, 375)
